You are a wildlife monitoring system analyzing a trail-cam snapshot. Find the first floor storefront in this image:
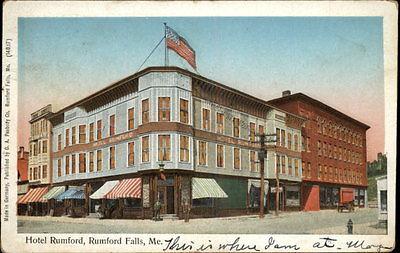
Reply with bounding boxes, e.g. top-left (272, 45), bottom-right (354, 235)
top-left (301, 183), bottom-right (367, 211)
